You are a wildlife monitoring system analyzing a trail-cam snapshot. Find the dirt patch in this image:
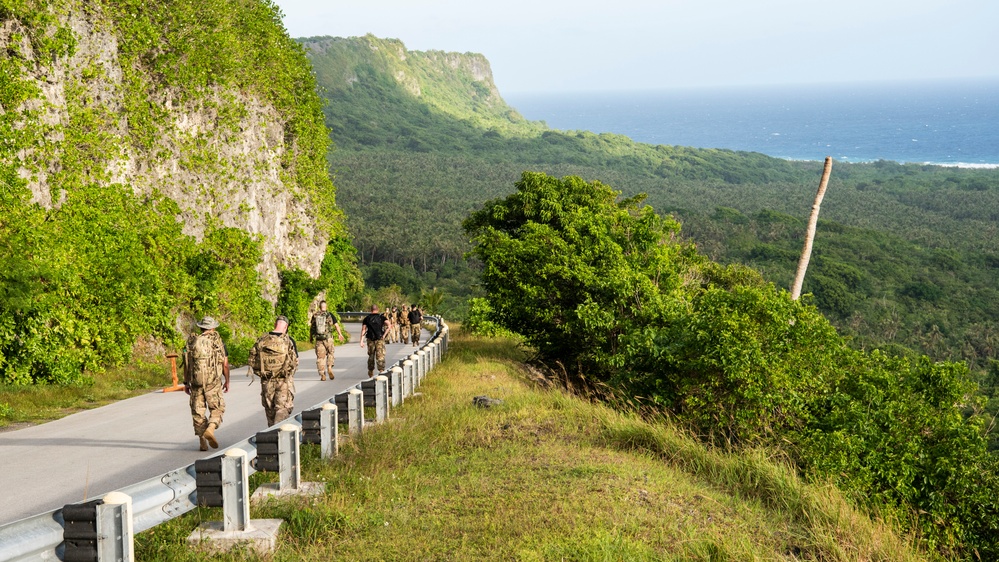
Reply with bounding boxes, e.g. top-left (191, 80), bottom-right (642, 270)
top-left (0, 422), bottom-right (37, 433)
